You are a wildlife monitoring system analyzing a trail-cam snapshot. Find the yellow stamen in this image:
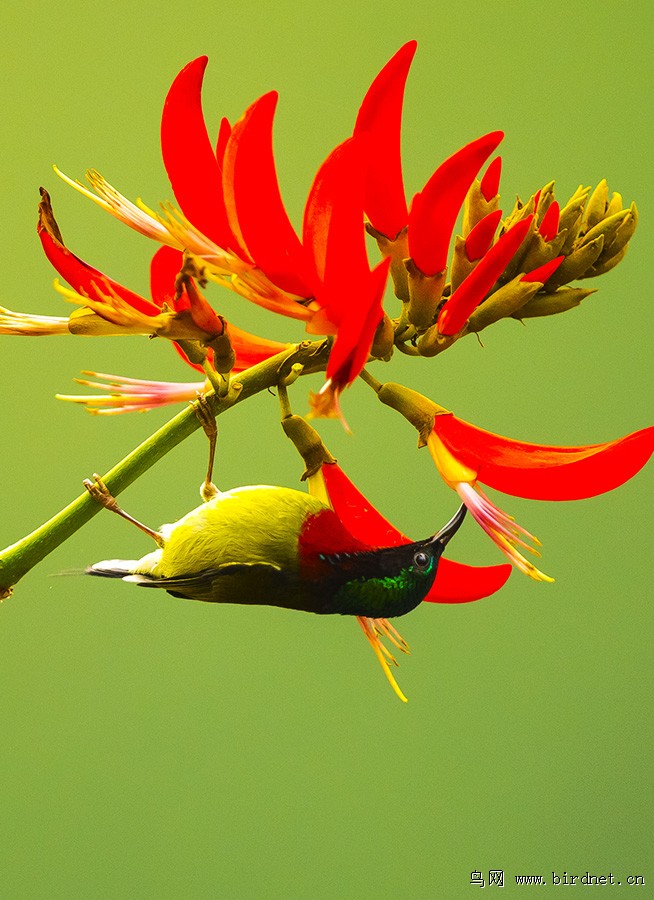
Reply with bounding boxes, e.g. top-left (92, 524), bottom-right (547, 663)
top-left (375, 618), bottom-right (411, 654)
top-left (357, 616), bottom-right (409, 703)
